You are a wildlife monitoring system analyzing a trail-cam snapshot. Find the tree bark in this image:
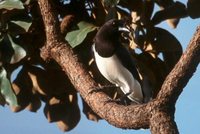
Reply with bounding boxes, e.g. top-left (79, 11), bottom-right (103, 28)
top-left (157, 28), bottom-right (200, 104)
top-left (37, 0), bottom-right (200, 133)
top-left (150, 109), bottom-right (178, 134)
